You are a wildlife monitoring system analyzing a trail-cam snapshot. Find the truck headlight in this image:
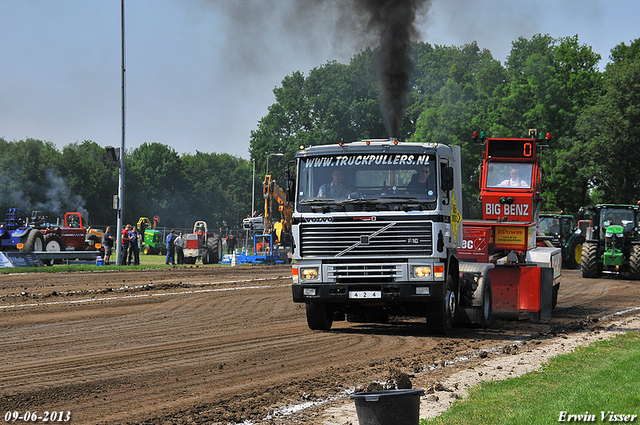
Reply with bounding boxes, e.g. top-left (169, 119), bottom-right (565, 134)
top-left (413, 266), bottom-right (432, 278)
top-left (301, 268), bottom-right (319, 280)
